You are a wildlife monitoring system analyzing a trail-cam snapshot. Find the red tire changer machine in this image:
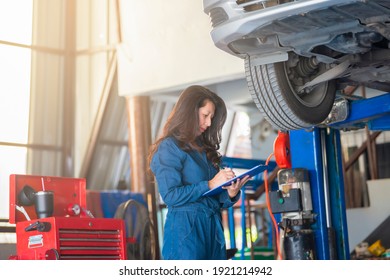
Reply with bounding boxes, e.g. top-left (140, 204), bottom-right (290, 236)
top-left (9, 174), bottom-right (127, 260)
